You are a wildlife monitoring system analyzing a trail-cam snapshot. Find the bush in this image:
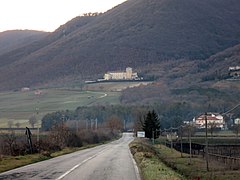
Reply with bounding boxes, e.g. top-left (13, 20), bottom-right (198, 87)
top-left (66, 133), bottom-right (82, 147)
